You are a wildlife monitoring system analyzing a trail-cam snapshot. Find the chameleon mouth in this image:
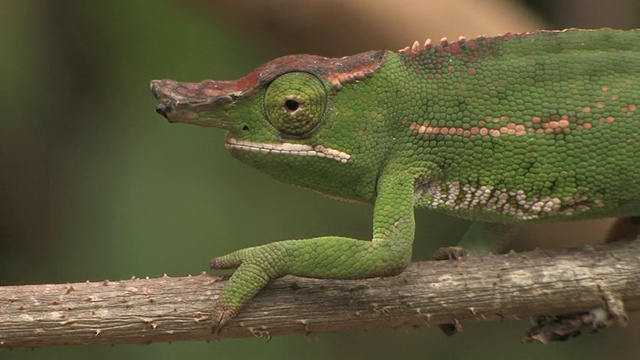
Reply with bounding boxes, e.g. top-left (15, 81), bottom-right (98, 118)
top-left (225, 137), bottom-right (351, 163)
